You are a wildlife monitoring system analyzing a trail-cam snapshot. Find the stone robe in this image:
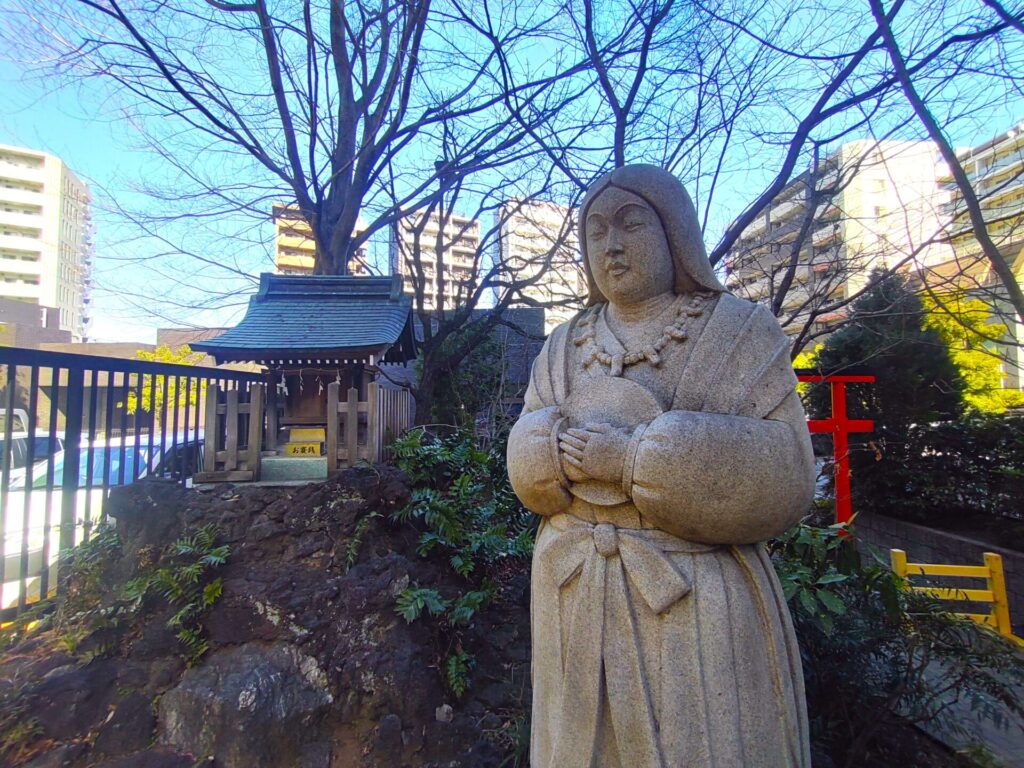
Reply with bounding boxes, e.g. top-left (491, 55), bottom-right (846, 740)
top-left (507, 292), bottom-right (815, 768)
